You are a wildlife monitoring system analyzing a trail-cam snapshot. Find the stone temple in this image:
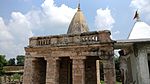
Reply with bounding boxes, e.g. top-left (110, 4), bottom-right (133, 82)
top-left (23, 4), bottom-right (150, 84)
